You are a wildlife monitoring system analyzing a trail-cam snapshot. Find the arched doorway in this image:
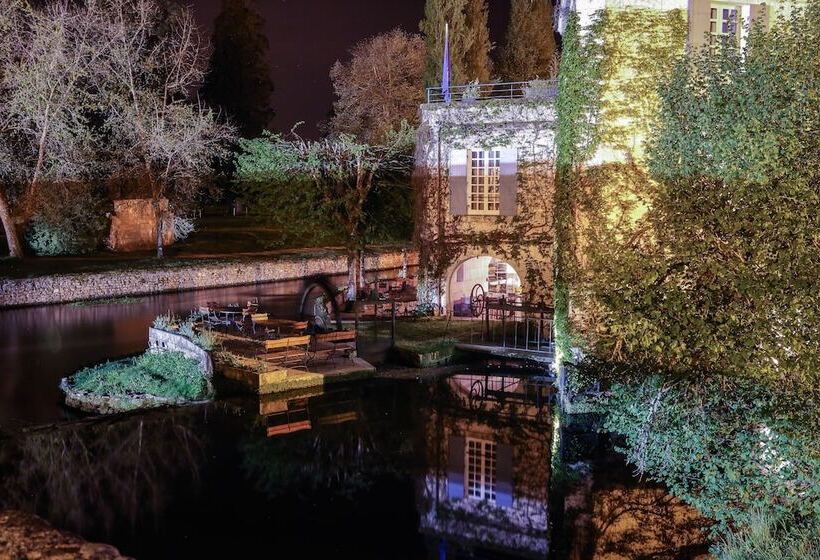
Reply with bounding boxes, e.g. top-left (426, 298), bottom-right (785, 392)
top-left (448, 256), bottom-right (522, 316)
top-left (298, 276), bottom-right (343, 330)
